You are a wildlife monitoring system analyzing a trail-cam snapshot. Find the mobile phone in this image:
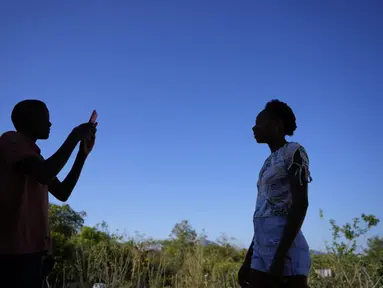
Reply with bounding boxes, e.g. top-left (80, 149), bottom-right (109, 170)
top-left (89, 110), bottom-right (98, 124)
